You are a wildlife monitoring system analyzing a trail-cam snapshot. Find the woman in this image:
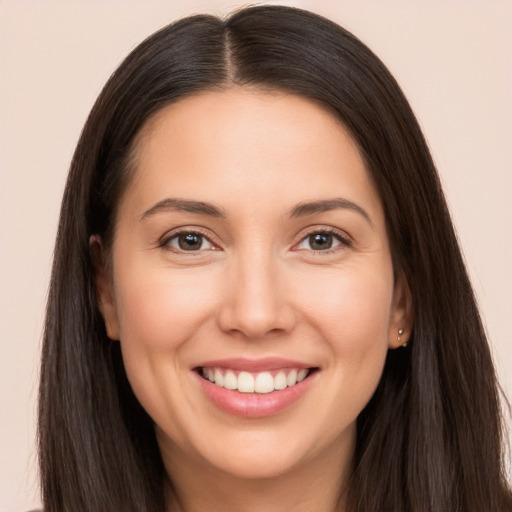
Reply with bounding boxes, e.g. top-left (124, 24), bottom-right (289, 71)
top-left (38, 5), bottom-right (512, 511)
